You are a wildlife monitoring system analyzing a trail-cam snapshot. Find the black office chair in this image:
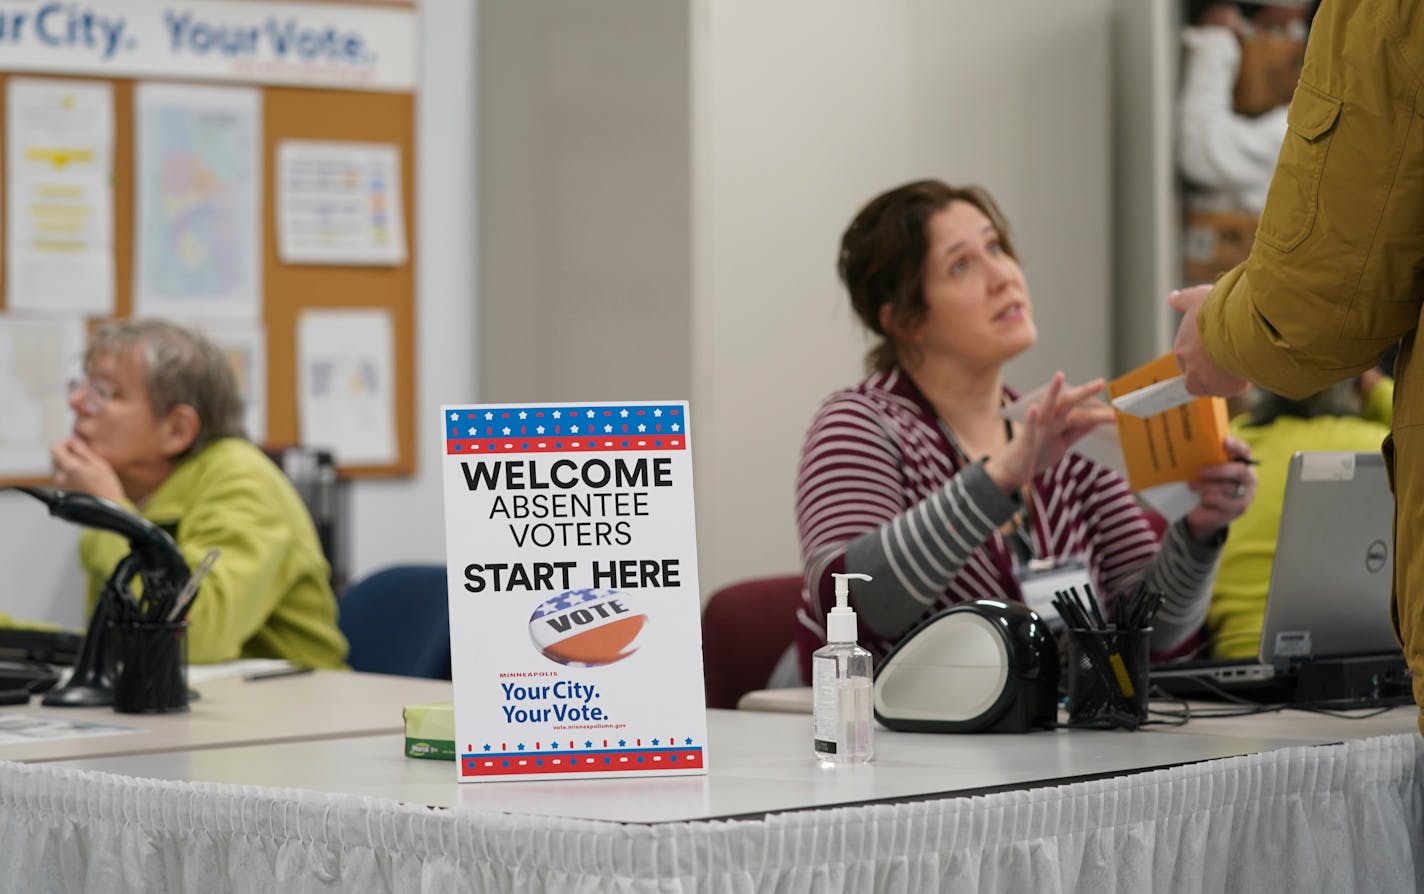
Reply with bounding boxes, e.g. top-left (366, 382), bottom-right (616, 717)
top-left (338, 565), bottom-right (451, 679)
top-left (262, 445), bottom-right (348, 591)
